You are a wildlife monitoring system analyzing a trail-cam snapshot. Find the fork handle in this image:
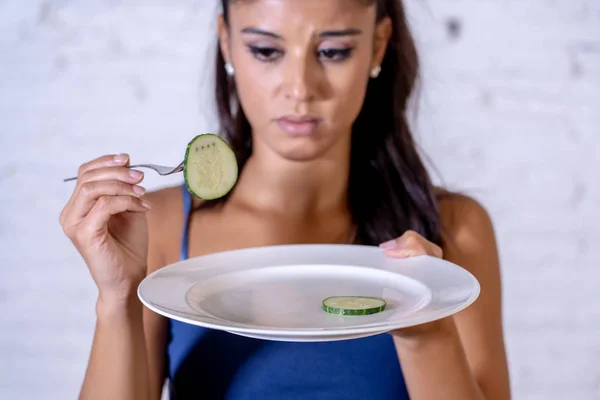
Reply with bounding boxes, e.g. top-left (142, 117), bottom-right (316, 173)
top-left (63, 165), bottom-right (136, 183)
